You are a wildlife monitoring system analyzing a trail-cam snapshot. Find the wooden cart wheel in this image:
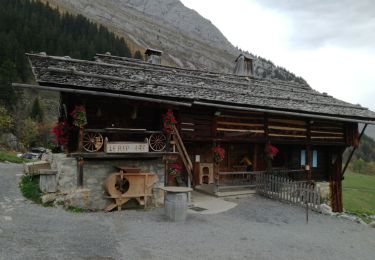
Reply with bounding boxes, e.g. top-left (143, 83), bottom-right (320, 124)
top-left (148, 133), bottom-right (167, 152)
top-left (82, 132), bottom-right (104, 152)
